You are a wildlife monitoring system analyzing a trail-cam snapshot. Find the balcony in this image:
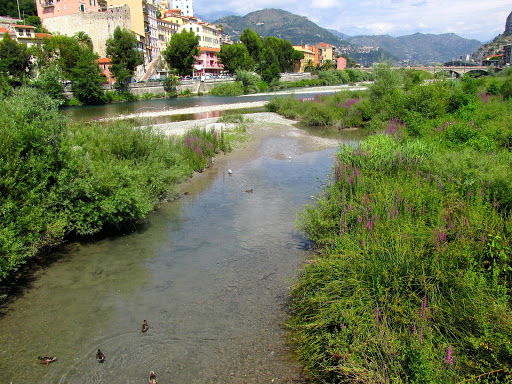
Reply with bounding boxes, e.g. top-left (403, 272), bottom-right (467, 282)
top-left (41, 0), bottom-right (55, 7)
